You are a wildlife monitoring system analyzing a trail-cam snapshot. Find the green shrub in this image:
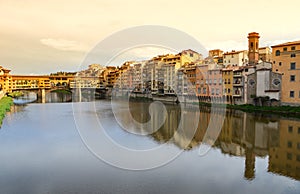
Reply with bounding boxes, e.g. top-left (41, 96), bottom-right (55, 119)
top-left (0, 97), bottom-right (13, 126)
